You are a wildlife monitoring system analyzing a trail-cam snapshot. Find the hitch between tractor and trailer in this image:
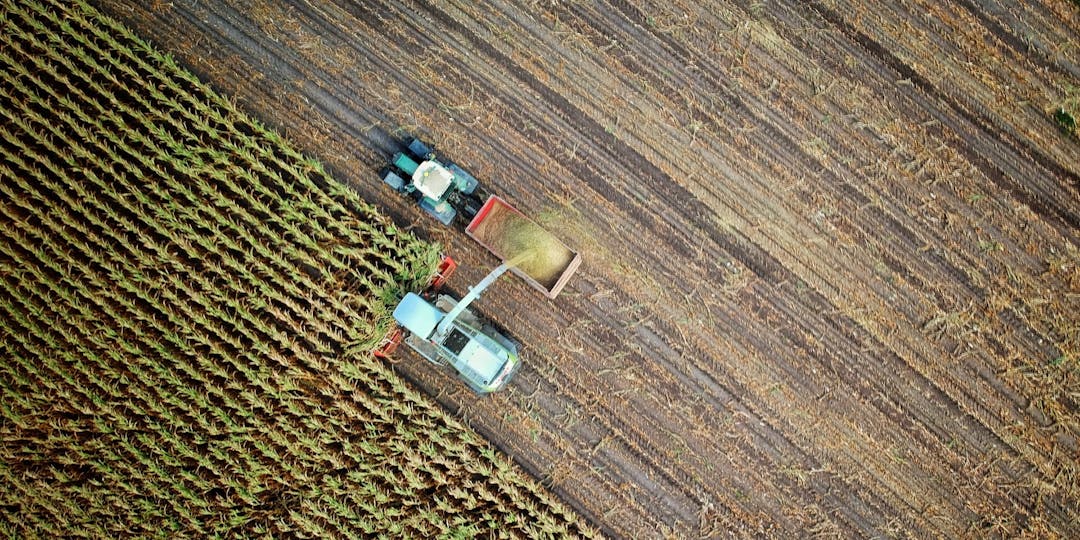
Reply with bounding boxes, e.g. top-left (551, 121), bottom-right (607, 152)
top-left (380, 137), bottom-right (484, 226)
